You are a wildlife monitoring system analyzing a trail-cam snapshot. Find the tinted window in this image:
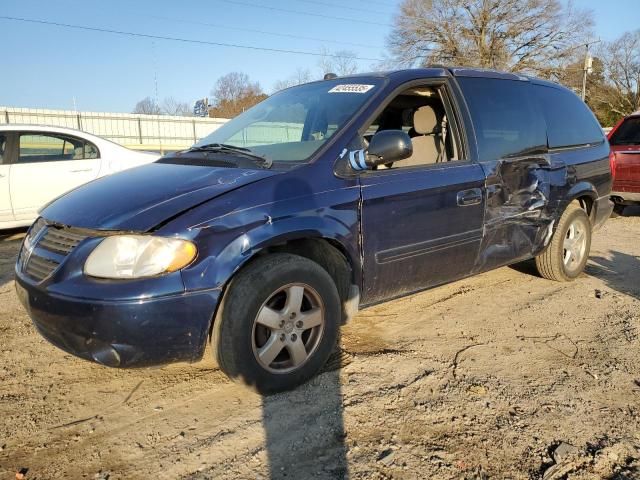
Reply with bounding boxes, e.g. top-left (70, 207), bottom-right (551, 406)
top-left (18, 134), bottom-right (97, 162)
top-left (533, 84), bottom-right (604, 148)
top-left (609, 116), bottom-right (640, 146)
top-left (458, 77), bottom-right (546, 160)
